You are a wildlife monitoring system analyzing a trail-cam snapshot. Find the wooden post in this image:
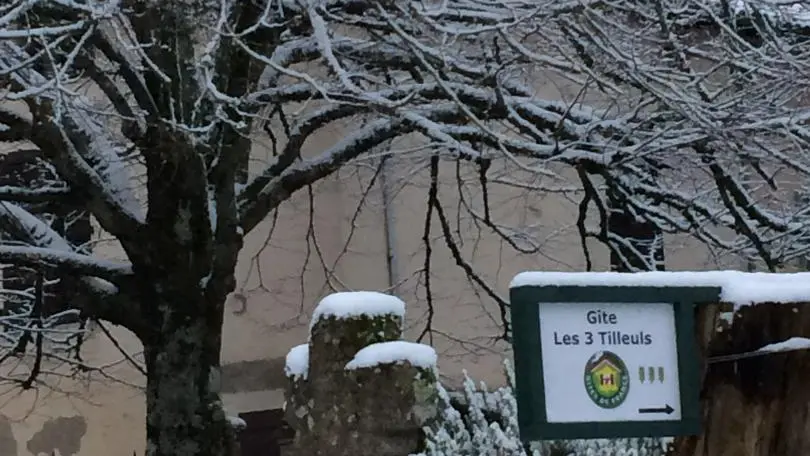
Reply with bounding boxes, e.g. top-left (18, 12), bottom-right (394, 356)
top-left (673, 302), bottom-right (810, 456)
